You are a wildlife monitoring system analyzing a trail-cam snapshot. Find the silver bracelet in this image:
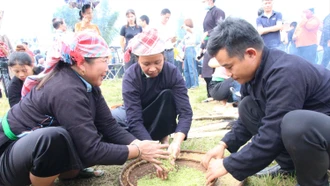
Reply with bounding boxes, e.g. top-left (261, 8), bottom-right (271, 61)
top-left (131, 143), bottom-right (141, 158)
